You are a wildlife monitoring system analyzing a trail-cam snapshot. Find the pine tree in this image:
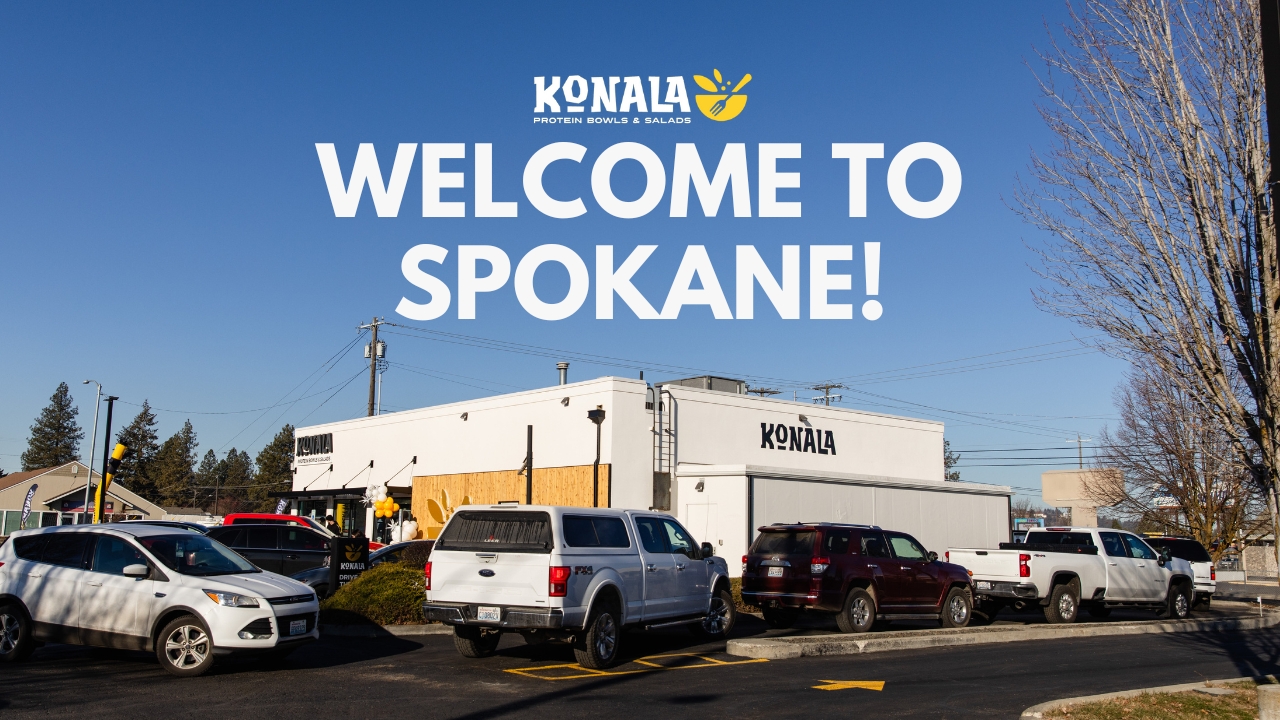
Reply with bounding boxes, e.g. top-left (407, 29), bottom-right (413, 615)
top-left (943, 439), bottom-right (961, 482)
top-left (21, 382), bottom-right (85, 471)
top-left (251, 425), bottom-right (294, 511)
top-left (151, 420), bottom-right (199, 507)
top-left (114, 400), bottom-right (160, 500)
